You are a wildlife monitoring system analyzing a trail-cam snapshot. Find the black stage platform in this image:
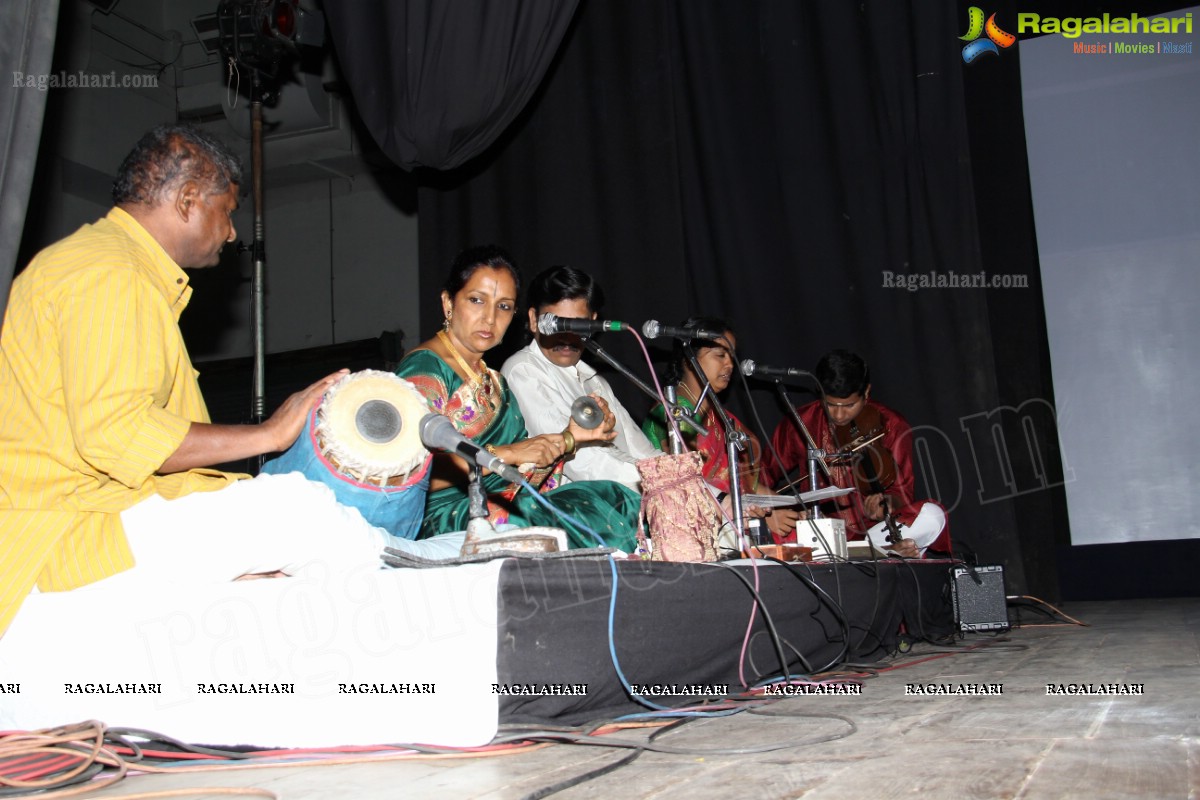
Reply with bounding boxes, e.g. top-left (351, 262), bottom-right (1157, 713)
top-left (495, 557), bottom-right (957, 724)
